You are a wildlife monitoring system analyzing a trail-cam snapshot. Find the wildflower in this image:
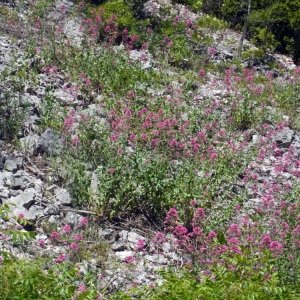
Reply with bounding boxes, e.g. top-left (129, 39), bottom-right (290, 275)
top-left (164, 208), bottom-right (179, 224)
top-left (55, 254), bottom-right (65, 263)
top-left (124, 255), bottom-right (135, 263)
top-left (74, 234), bottom-right (83, 241)
top-left (38, 240), bottom-right (45, 247)
top-left (78, 285), bottom-right (88, 292)
top-left (70, 243), bottom-right (79, 251)
top-left (18, 213), bottom-right (25, 219)
top-left (193, 226), bottom-right (202, 236)
top-left (260, 234), bottom-right (271, 247)
top-left (269, 241), bottom-right (283, 252)
top-left (51, 232), bottom-right (60, 241)
top-left (152, 232), bottom-right (165, 245)
top-left (190, 200), bottom-right (197, 206)
top-left (173, 224), bottom-right (188, 236)
top-left (135, 239), bottom-right (146, 251)
top-left (227, 224), bottom-right (241, 237)
top-left (195, 208), bottom-right (205, 218)
top-left (208, 231), bottom-right (217, 239)
top-left (198, 69), bottom-right (206, 77)
top-left (228, 237), bottom-right (239, 245)
top-left (79, 217), bottom-right (88, 227)
top-left (61, 225), bottom-right (71, 235)
top-left (72, 136), bottom-right (80, 146)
